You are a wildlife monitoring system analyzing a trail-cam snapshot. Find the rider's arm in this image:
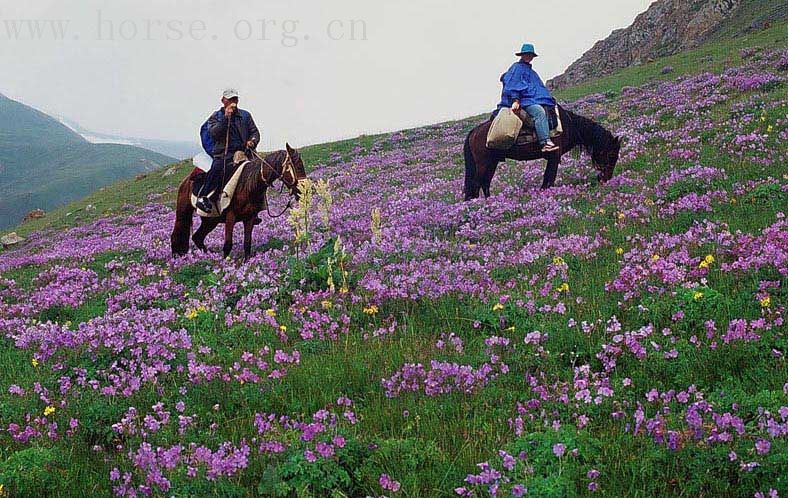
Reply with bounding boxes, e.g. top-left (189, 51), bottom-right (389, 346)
top-left (207, 111), bottom-right (228, 140)
top-left (247, 113), bottom-right (260, 148)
